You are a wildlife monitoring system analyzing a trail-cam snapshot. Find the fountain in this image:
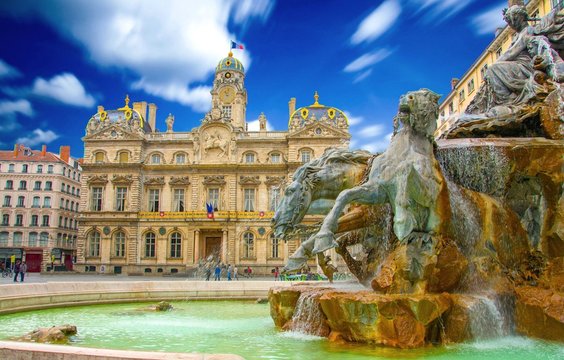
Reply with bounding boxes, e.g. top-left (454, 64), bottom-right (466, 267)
top-left (269, 5), bottom-right (563, 348)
